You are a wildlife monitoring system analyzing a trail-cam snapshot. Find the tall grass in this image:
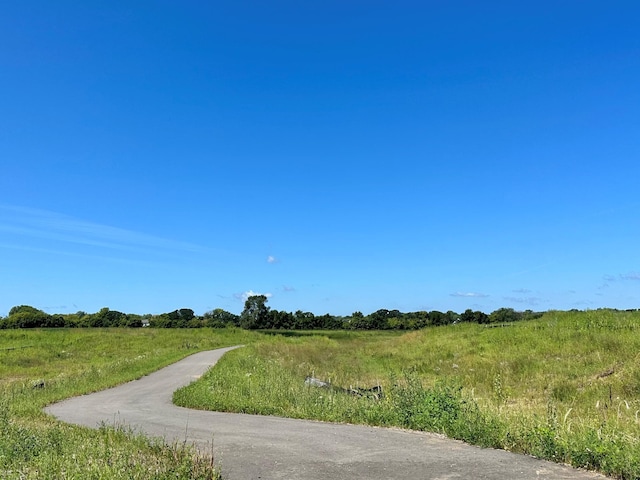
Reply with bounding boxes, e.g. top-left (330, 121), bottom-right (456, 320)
top-left (175, 311), bottom-right (640, 479)
top-left (0, 327), bottom-right (257, 479)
